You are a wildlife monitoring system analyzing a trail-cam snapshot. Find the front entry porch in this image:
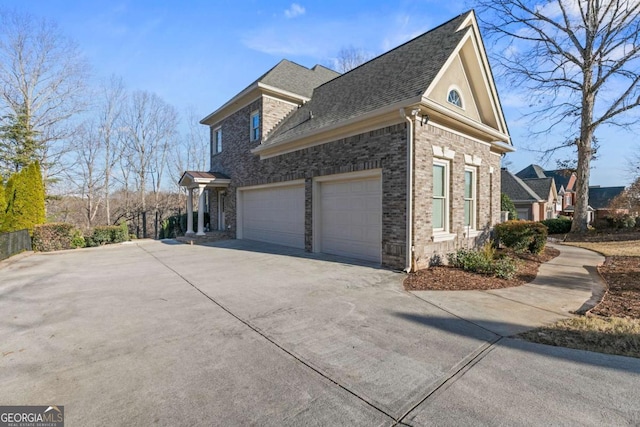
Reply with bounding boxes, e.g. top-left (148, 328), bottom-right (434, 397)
top-left (178, 171), bottom-right (231, 236)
